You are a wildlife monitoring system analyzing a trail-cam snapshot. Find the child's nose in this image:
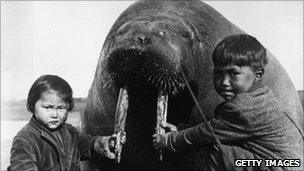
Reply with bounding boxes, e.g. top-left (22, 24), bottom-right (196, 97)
top-left (221, 75), bottom-right (230, 86)
top-left (50, 109), bottom-right (59, 118)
